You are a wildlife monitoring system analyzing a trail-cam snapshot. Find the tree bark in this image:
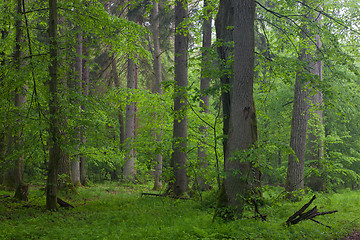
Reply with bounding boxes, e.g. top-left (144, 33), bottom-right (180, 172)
top-left (151, 0), bottom-right (163, 191)
top-left (306, 9), bottom-right (324, 191)
top-left (123, 3), bottom-right (142, 180)
top-left (195, 0), bottom-right (212, 191)
top-left (285, 1), bottom-right (312, 192)
top-left (123, 58), bottom-right (137, 179)
top-left (47, 0), bottom-right (60, 210)
top-left (56, 13), bottom-right (74, 191)
top-left (80, 38), bottom-right (89, 186)
top-left (3, 0), bottom-right (26, 191)
top-left (222, 0), bottom-right (257, 217)
top-left (71, 31), bottom-right (82, 187)
top-left (215, 0), bottom-right (234, 156)
top-left (170, 0), bottom-right (189, 196)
